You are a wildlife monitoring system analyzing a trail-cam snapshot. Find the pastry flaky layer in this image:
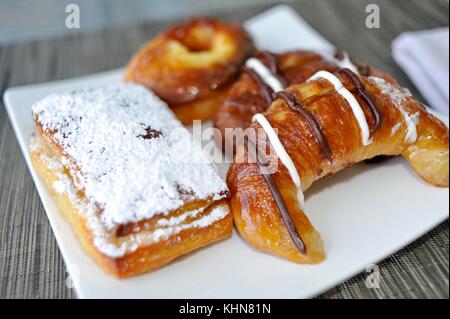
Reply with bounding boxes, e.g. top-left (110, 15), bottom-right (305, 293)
top-left (30, 84), bottom-right (232, 277)
top-left (124, 17), bottom-right (255, 124)
top-left (227, 68), bottom-right (449, 264)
